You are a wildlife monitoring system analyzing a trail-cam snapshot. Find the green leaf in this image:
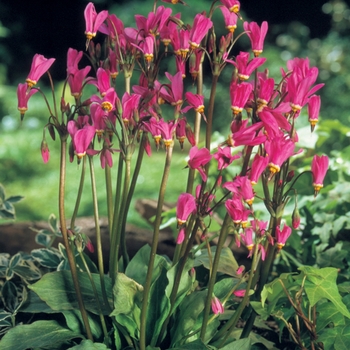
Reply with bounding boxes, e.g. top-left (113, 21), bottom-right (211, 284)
top-left (0, 183), bottom-right (6, 201)
top-left (28, 270), bottom-right (113, 315)
top-left (316, 302), bottom-right (345, 331)
top-left (67, 339), bottom-right (110, 349)
top-left (316, 243), bottom-right (349, 268)
top-left (171, 338), bottom-right (210, 349)
top-left (194, 247), bottom-right (239, 276)
top-left (125, 244), bottom-right (170, 286)
top-left (5, 195), bottom-right (24, 204)
top-left (19, 290), bottom-right (55, 314)
top-left (0, 320), bottom-right (84, 350)
top-left (63, 309), bottom-right (102, 340)
top-left (334, 325), bottom-right (350, 349)
top-left (1, 280), bottom-right (18, 313)
top-left (220, 338), bottom-right (252, 350)
top-left (31, 248), bottom-right (62, 268)
top-left (298, 266), bottom-right (350, 318)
